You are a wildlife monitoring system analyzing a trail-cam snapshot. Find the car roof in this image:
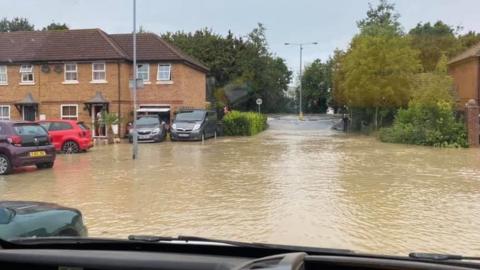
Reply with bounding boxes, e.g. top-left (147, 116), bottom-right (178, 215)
top-left (0, 120), bottom-right (41, 125)
top-left (177, 109), bottom-right (213, 113)
top-left (38, 119), bottom-right (80, 124)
